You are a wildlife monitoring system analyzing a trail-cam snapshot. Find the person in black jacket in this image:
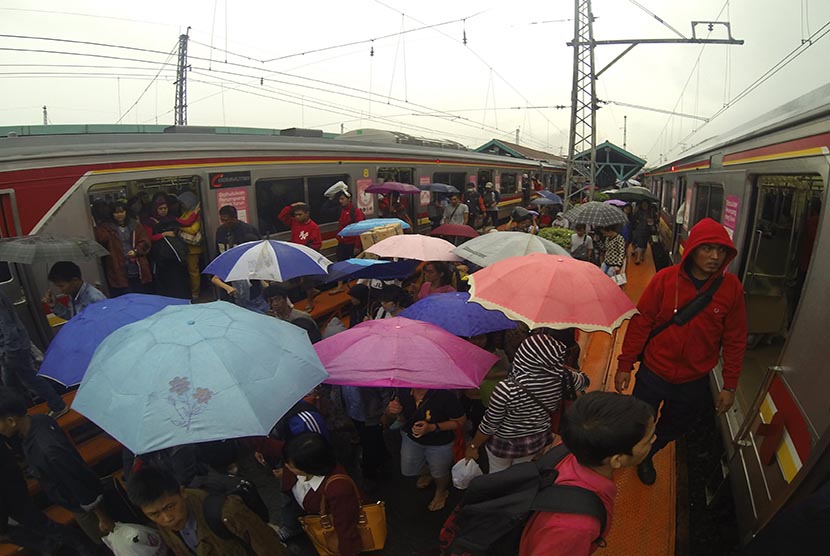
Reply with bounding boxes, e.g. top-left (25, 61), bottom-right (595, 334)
top-left (0, 387), bottom-right (114, 544)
